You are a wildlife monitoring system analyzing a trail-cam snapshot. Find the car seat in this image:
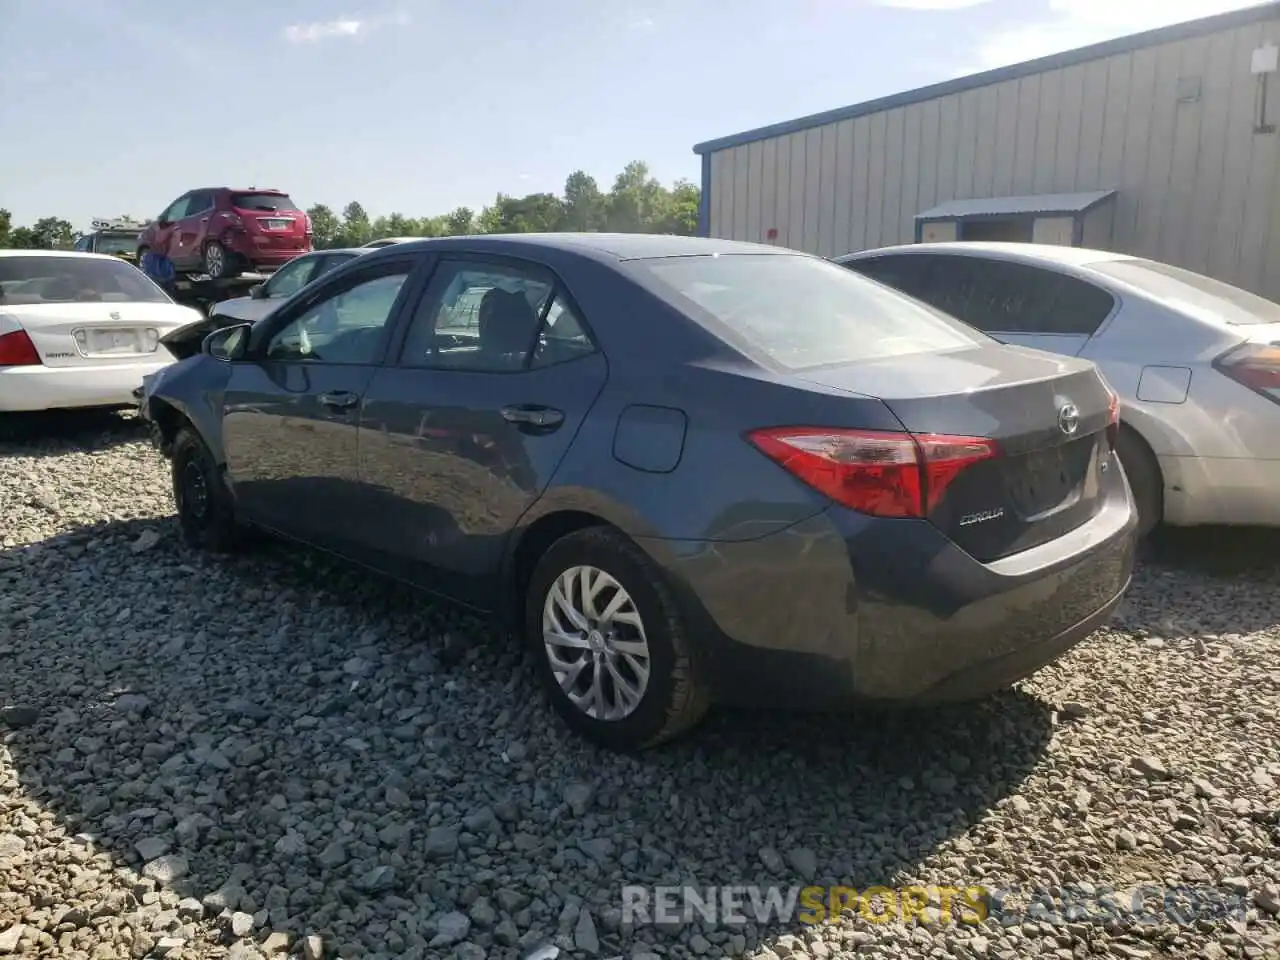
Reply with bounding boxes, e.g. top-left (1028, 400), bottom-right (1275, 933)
top-left (477, 288), bottom-right (539, 370)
